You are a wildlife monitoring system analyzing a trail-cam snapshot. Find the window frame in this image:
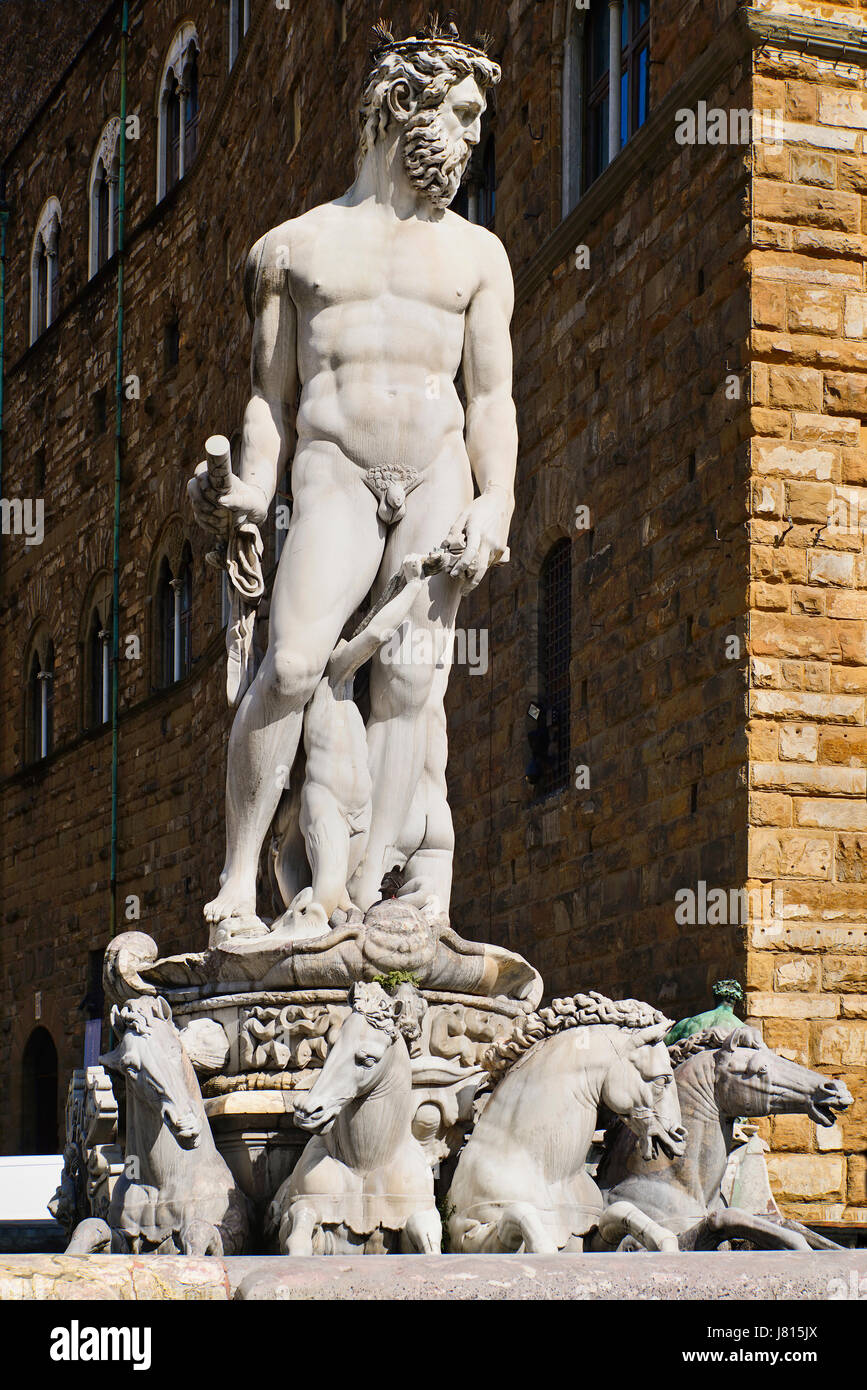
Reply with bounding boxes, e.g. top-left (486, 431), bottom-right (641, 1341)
top-left (563, 0), bottom-right (651, 210)
top-left (88, 117), bottom-right (121, 278)
top-left (156, 24), bottom-right (200, 201)
top-left (29, 198), bottom-right (61, 344)
top-left (25, 632), bottom-right (55, 763)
